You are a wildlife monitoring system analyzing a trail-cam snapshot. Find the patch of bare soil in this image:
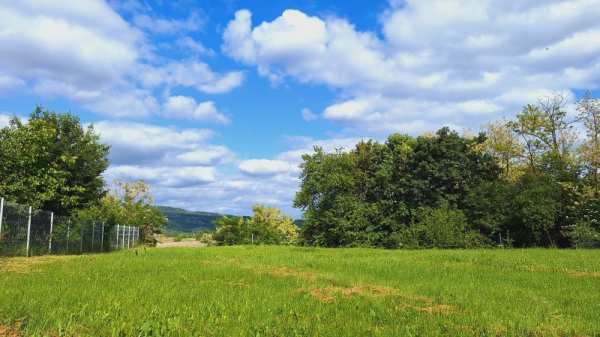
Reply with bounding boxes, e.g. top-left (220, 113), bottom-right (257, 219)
top-left (566, 270), bottom-right (600, 278)
top-left (0, 323), bottom-right (21, 337)
top-left (0, 255), bottom-right (75, 274)
top-left (254, 266), bottom-right (318, 281)
top-left (298, 285), bottom-right (398, 303)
